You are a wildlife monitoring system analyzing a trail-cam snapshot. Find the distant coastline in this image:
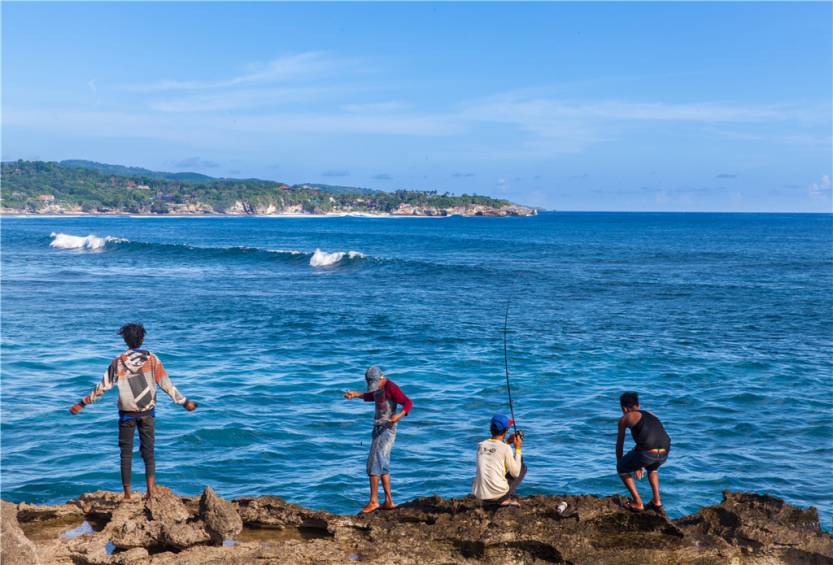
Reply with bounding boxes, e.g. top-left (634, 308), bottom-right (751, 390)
top-left (0, 208), bottom-right (537, 218)
top-left (0, 160), bottom-right (538, 218)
